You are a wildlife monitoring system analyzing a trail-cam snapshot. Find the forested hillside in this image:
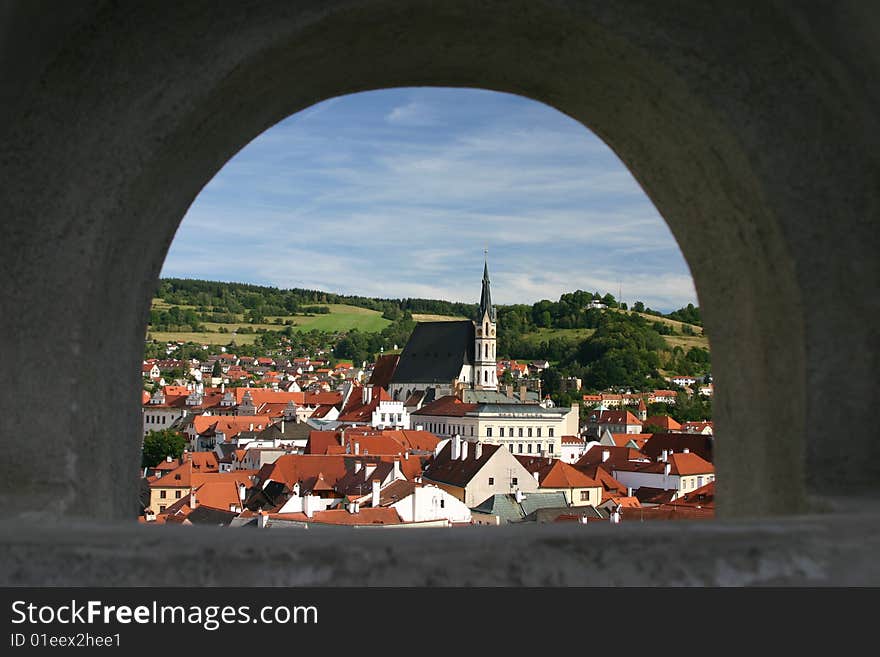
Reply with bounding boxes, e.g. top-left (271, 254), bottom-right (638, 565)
top-left (147, 278), bottom-right (710, 396)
